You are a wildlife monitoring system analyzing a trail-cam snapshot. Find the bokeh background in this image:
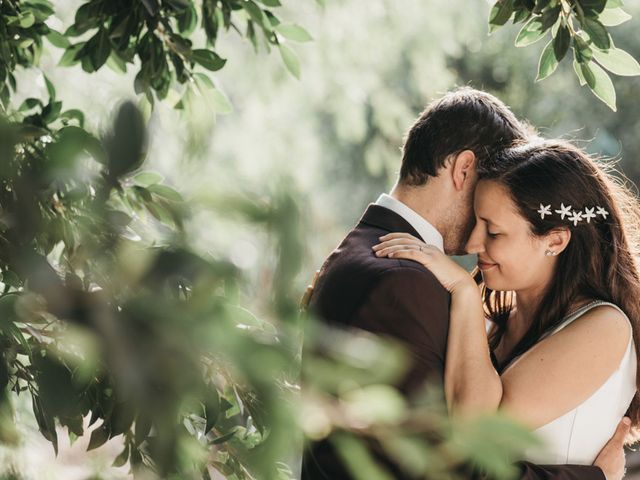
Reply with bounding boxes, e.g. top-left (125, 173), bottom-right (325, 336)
top-left (2, 0), bottom-right (640, 478)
